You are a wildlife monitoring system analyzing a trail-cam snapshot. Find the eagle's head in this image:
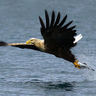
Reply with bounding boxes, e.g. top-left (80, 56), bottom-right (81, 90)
top-left (26, 38), bottom-right (40, 45)
top-left (26, 38), bottom-right (45, 51)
